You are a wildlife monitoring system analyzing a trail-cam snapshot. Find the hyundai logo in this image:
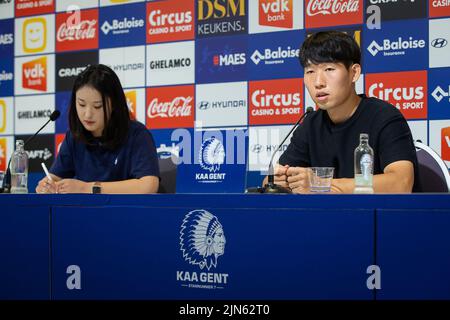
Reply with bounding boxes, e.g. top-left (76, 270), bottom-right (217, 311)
top-left (198, 101), bottom-right (210, 110)
top-left (431, 38), bottom-right (448, 48)
top-left (252, 144), bottom-right (263, 153)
